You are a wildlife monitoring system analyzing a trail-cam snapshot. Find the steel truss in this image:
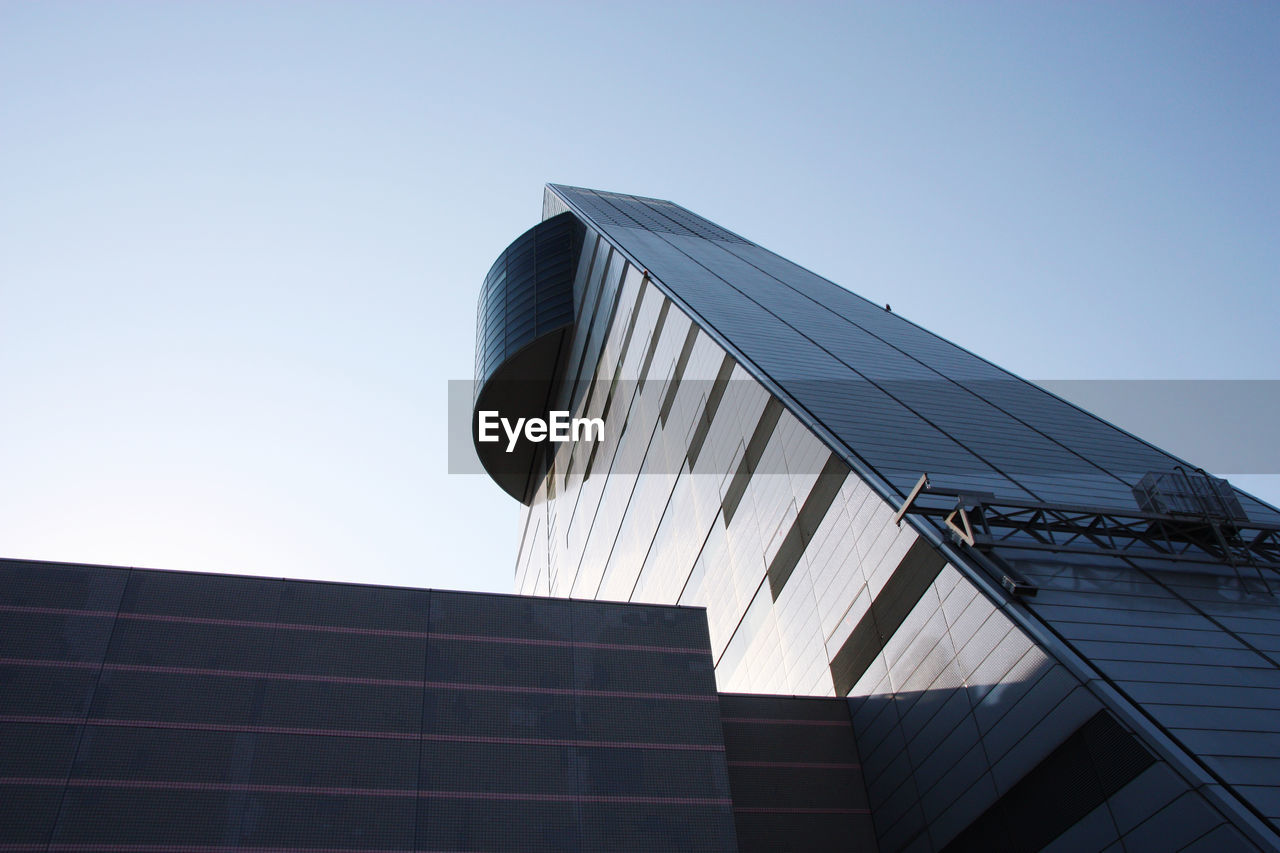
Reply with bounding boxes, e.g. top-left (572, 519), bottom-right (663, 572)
top-left (894, 474), bottom-right (1280, 574)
